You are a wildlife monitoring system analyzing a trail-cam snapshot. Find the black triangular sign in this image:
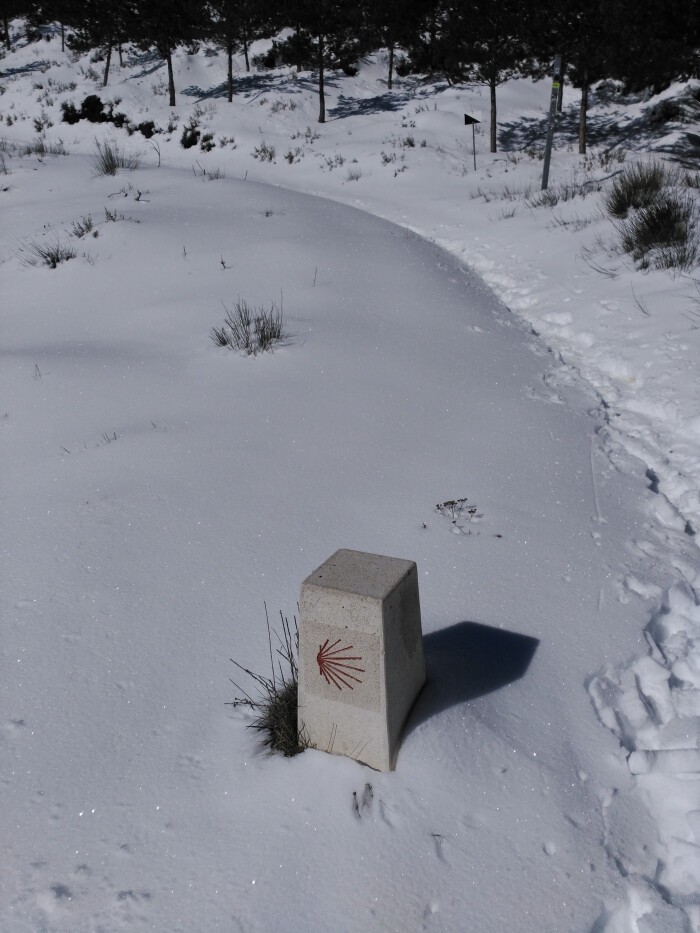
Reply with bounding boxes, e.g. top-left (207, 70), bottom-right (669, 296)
top-left (464, 114), bottom-right (480, 125)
